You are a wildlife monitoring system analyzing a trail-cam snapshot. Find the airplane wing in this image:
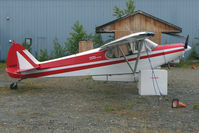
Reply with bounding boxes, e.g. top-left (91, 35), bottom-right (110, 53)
top-left (101, 32), bottom-right (154, 49)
